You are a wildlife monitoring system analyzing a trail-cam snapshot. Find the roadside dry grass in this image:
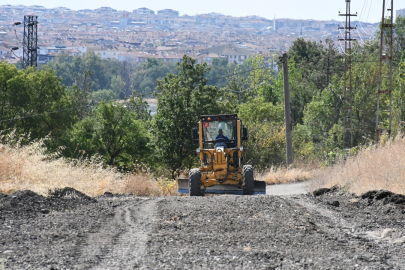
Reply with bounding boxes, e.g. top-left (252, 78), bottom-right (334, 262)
top-left (4, 133), bottom-right (404, 197)
top-left (0, 140), bottom-right (177, 197)
top-left (312, 135), bottom-right (405, 195)
top-left (259, 165), bottom-right (314, 185)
